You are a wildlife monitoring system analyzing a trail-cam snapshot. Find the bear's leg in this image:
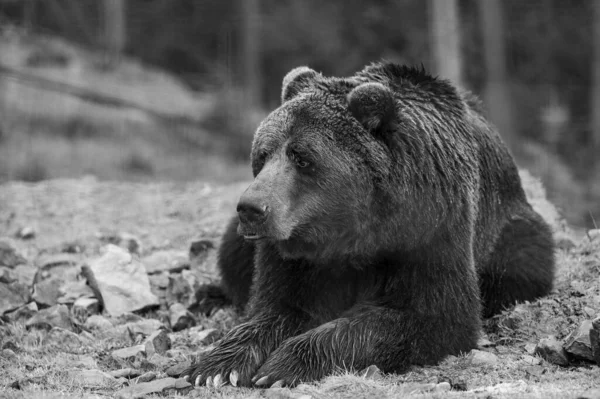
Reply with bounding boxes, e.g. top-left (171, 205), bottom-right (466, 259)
top-left (251, 250), bottom-right (482, 387)
top-left (252, 302), bottom-right (479, 387)
top-left (479, 211), bottom-right (555, 317)
top-left (194, 216), bottom-right (255, 313)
